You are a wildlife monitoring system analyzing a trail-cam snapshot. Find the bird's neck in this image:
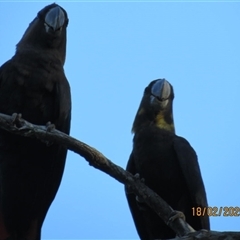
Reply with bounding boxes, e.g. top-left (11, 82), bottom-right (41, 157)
top-left (16, 45), bottom-right (65, 67)
top-left (132, 111), bottom-right (175, 134)
top-left (155, 112), bottom-right (175, 133)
